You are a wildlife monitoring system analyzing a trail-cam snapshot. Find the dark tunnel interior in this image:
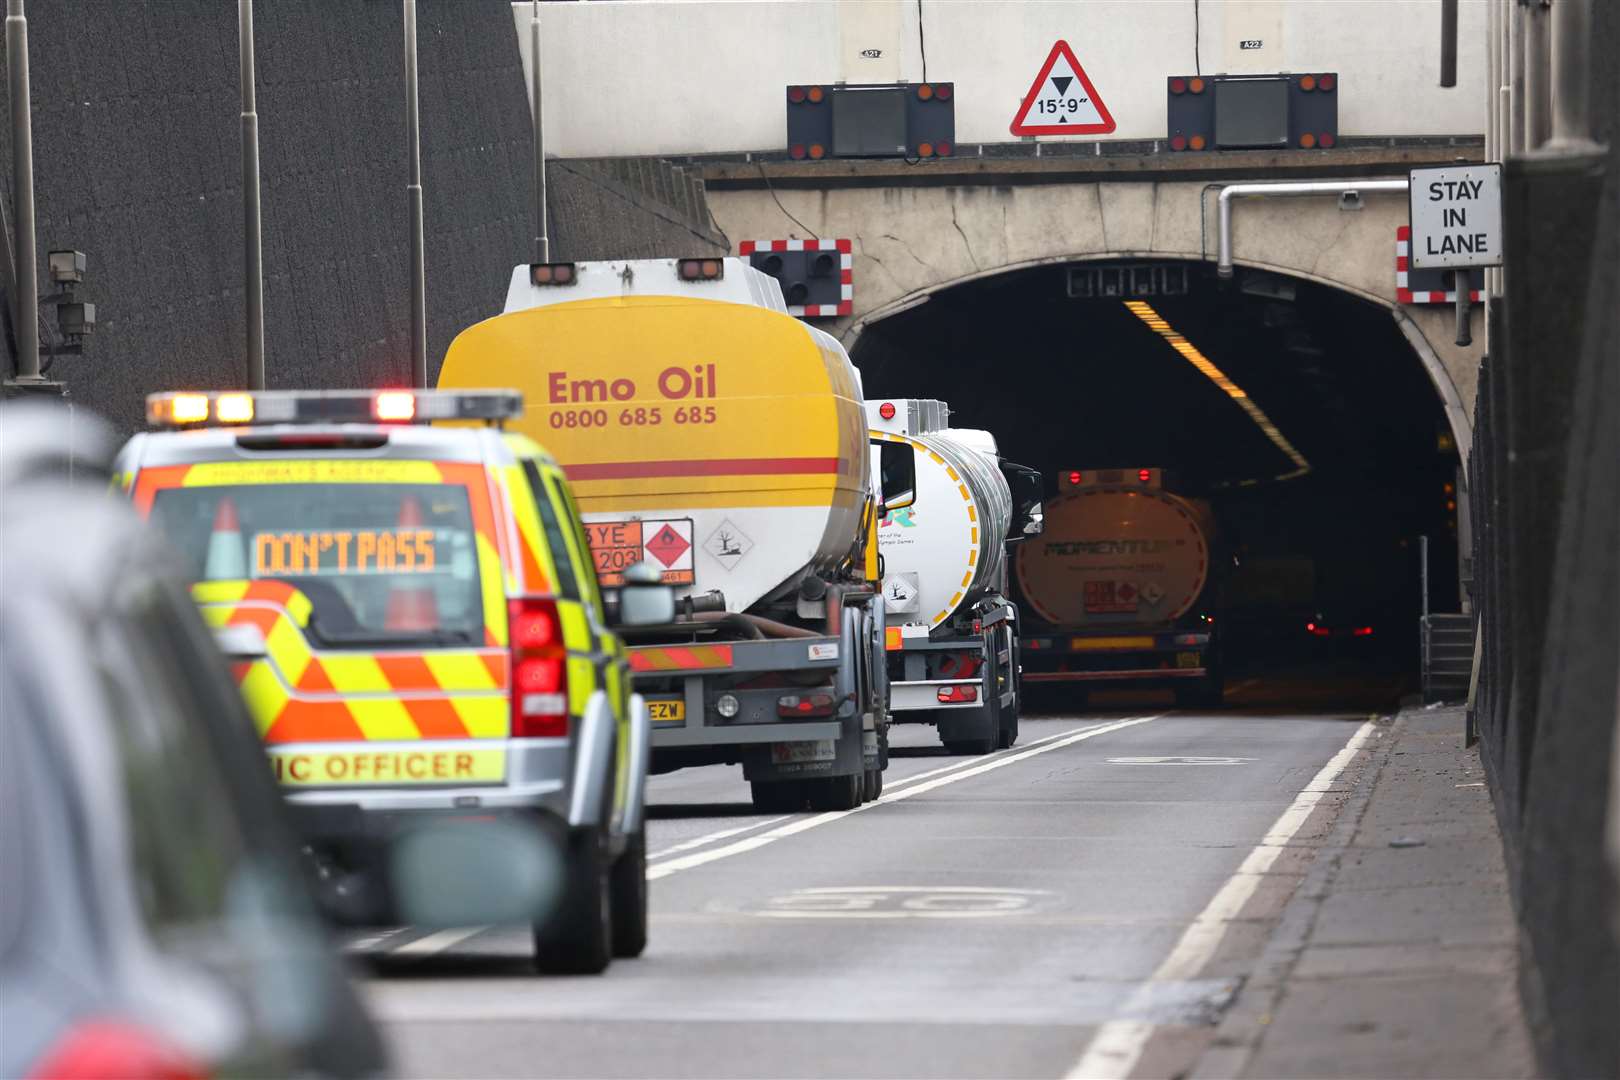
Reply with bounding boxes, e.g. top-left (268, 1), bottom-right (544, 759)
top-left (853, 260), bottom-right (1463, 705)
